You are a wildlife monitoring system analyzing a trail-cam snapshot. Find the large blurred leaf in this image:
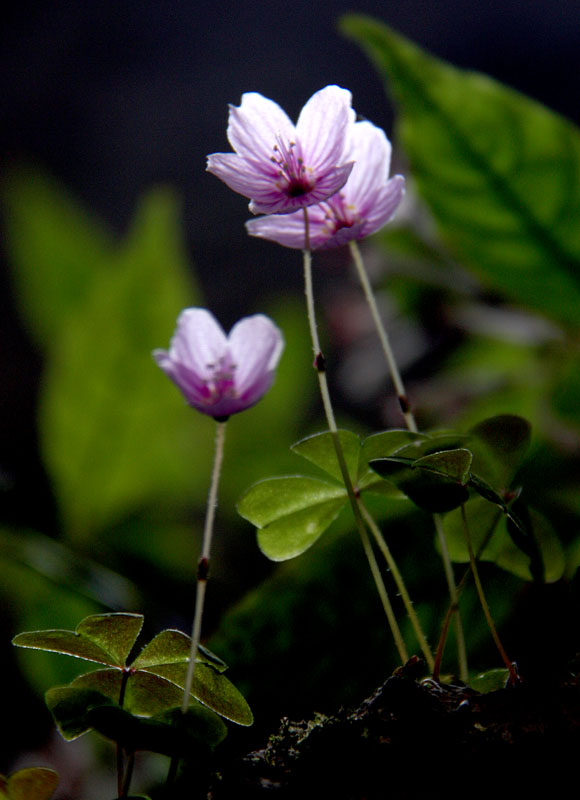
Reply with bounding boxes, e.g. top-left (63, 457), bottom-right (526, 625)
top-left (38, 188), bottom-right (203, 538)
top-left (341, 16), bottom-right (580, 326)
top-left (1, 167), bottom-right (114, 345)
